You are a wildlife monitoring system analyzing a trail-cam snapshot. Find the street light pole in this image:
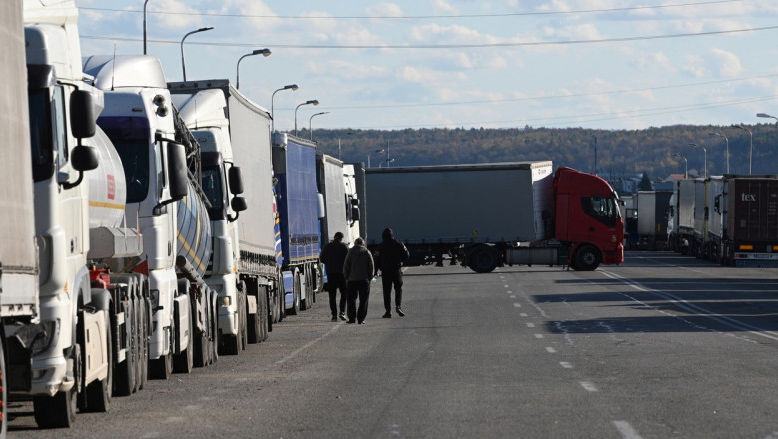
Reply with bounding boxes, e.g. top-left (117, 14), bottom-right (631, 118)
top-left (672, 153), bottom-right (688, 179)
top-left (271, 84), bottom-right (298, 133)
top-left (236, 48), bottom-right (271, 90)
top-left (143, 0), bottom-right (150, 55)
top-left (180, 27), bottom-right (214, 81)
top-left (309, 111), bottom-right (329, 140)
top-left (294, 100), bottom-right (319, 136)
top-left (689, 143), bottom-right (707, 178)
top-left (709, 131), bottom-right (729, 174)
top-left (734, 123), bottom-right (754, 175)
